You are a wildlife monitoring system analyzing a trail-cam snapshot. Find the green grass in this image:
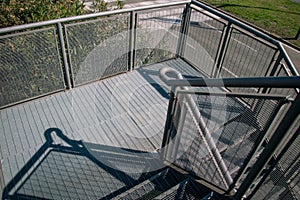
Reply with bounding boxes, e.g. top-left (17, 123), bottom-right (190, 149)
top-left (201, 0), bottom-right (300, 47)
